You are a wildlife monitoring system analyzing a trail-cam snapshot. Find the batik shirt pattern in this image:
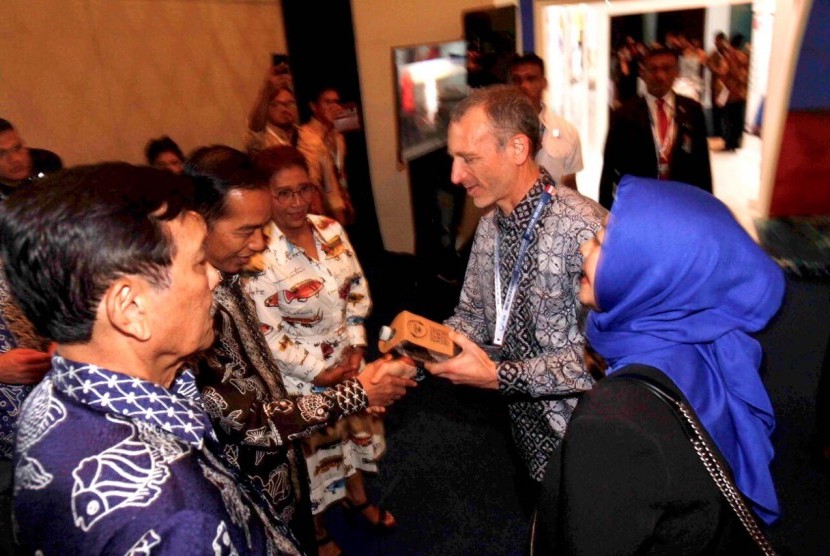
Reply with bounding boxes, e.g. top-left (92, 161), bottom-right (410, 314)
top-left (246, 216), bottom-right (370, 396)
top-left (446, 169), bottom-right (605, 481)
top-left (198, 274), bottom-right (369, 527)
top-left (0, 265), bottom-right (50, 461)
top-left (14, 356), bottom-right (301, 554)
